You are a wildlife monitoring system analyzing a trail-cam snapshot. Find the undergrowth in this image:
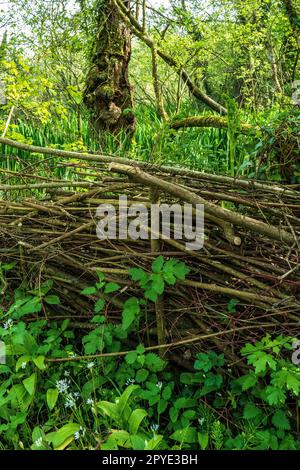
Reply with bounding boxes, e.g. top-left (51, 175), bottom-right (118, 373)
top-left (0, 257), bottom-right (299, 450)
